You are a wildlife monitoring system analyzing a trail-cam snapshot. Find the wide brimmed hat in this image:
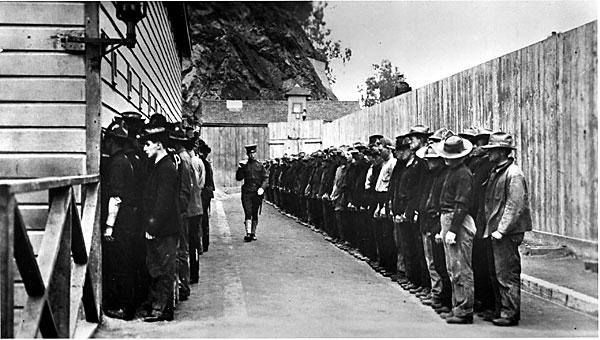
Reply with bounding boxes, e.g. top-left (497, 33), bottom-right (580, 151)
top-left (379, 137), bottom-right (395, 150)
top-left (139, 127), bottom-right (169, 143)
top-left (245, 143), bottom-right (258, 153)
top-left (405, 124), bottom-right (432, 138)
top-left (481, 132), bottom-right (516, 150)
top-left (395, 136), bottom-right (411, 150)
top-left (429, 128), bottom-right (454, 142)
top-left (433, 136), bottom-right (473, 159)
top-left (353, 142), bottom-right (368, 151)
top-left (147, 113), bottom-right (168, 129)
top-left (458, 126), bottom-right (479, 139)
top-left (476, 127), bottom-right (493, 137)
top-left (169, 124), bottom-right (189, 142)
top-left (416, 144), bottom-right (441, 159)
top-left (103, 121), bottom-right (129, 141)
top-left (368, 134), bottom-right (384, 146)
